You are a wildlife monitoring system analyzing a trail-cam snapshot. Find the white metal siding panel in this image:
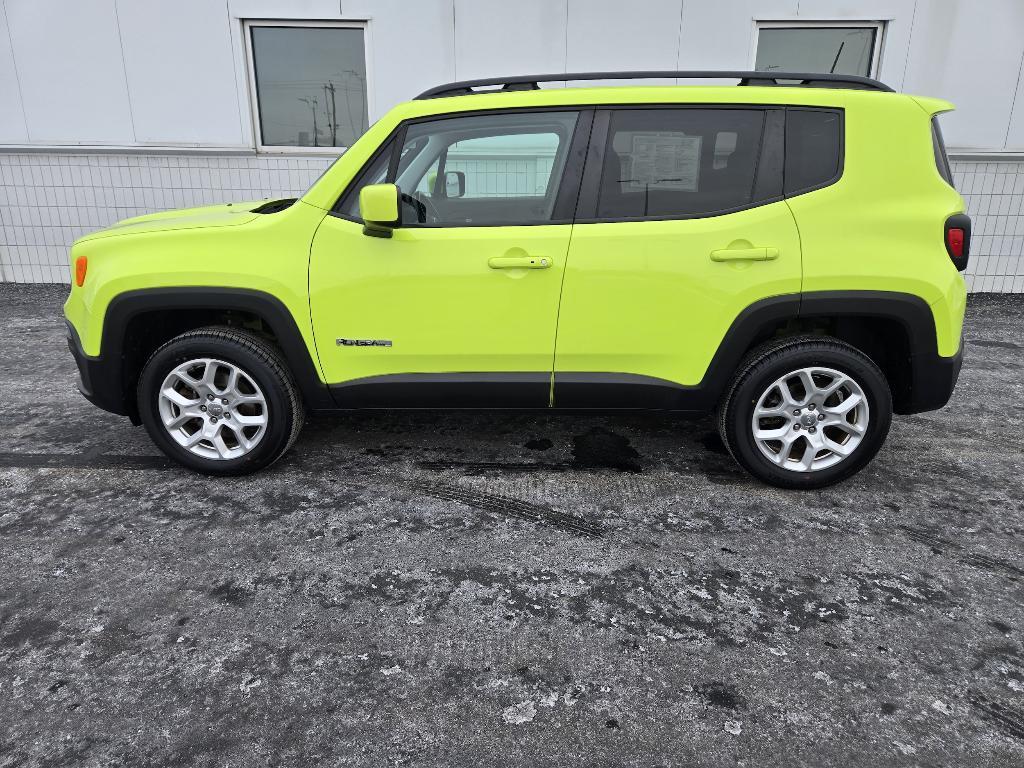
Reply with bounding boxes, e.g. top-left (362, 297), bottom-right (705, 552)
top-left (5, 0), bottom-right (135, 144)
top-left (0, 5), bottom-right (28, 143)
top-left (117, 0), bottom-right (245, 146)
